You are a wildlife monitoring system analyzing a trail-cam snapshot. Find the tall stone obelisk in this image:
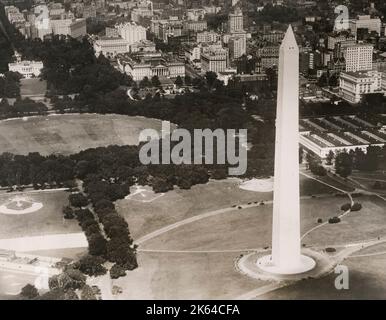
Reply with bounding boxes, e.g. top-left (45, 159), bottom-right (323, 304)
top-left (257, 26), bottom-right (315, 274)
